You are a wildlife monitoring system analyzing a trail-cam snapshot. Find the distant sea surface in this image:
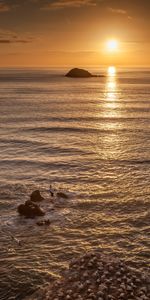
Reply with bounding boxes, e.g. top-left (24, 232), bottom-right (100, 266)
top-left (0, 67), bottom-right (149, 299)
